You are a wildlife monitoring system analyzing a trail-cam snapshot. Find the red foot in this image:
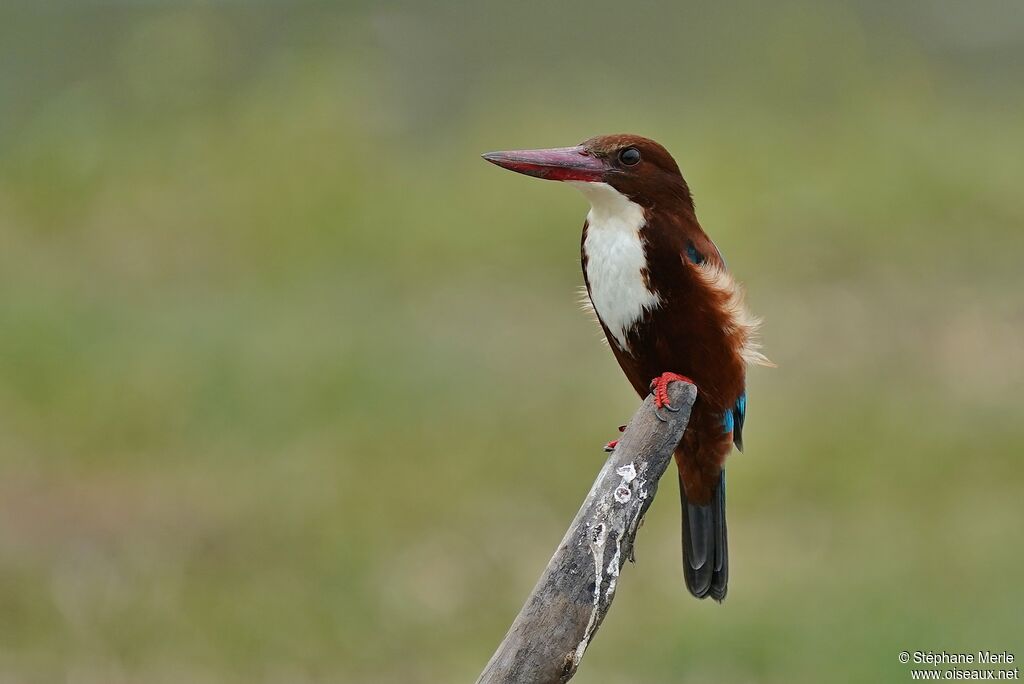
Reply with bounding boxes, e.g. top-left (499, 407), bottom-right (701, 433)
top-left (649, 372), bottom-right (695, 412)
top-left (602, 425), bottom-right (627, 453)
